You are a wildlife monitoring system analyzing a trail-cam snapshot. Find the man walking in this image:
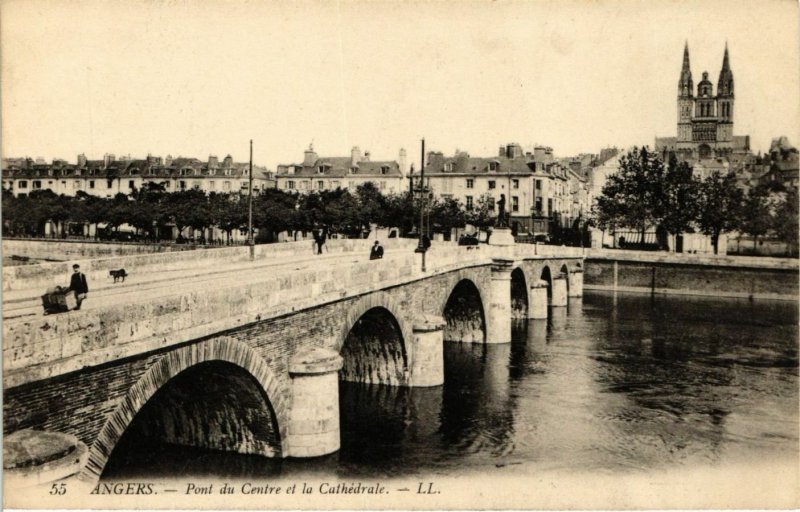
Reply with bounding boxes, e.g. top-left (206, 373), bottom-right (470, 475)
top-left (68, 264), bottom-right (89, 310)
